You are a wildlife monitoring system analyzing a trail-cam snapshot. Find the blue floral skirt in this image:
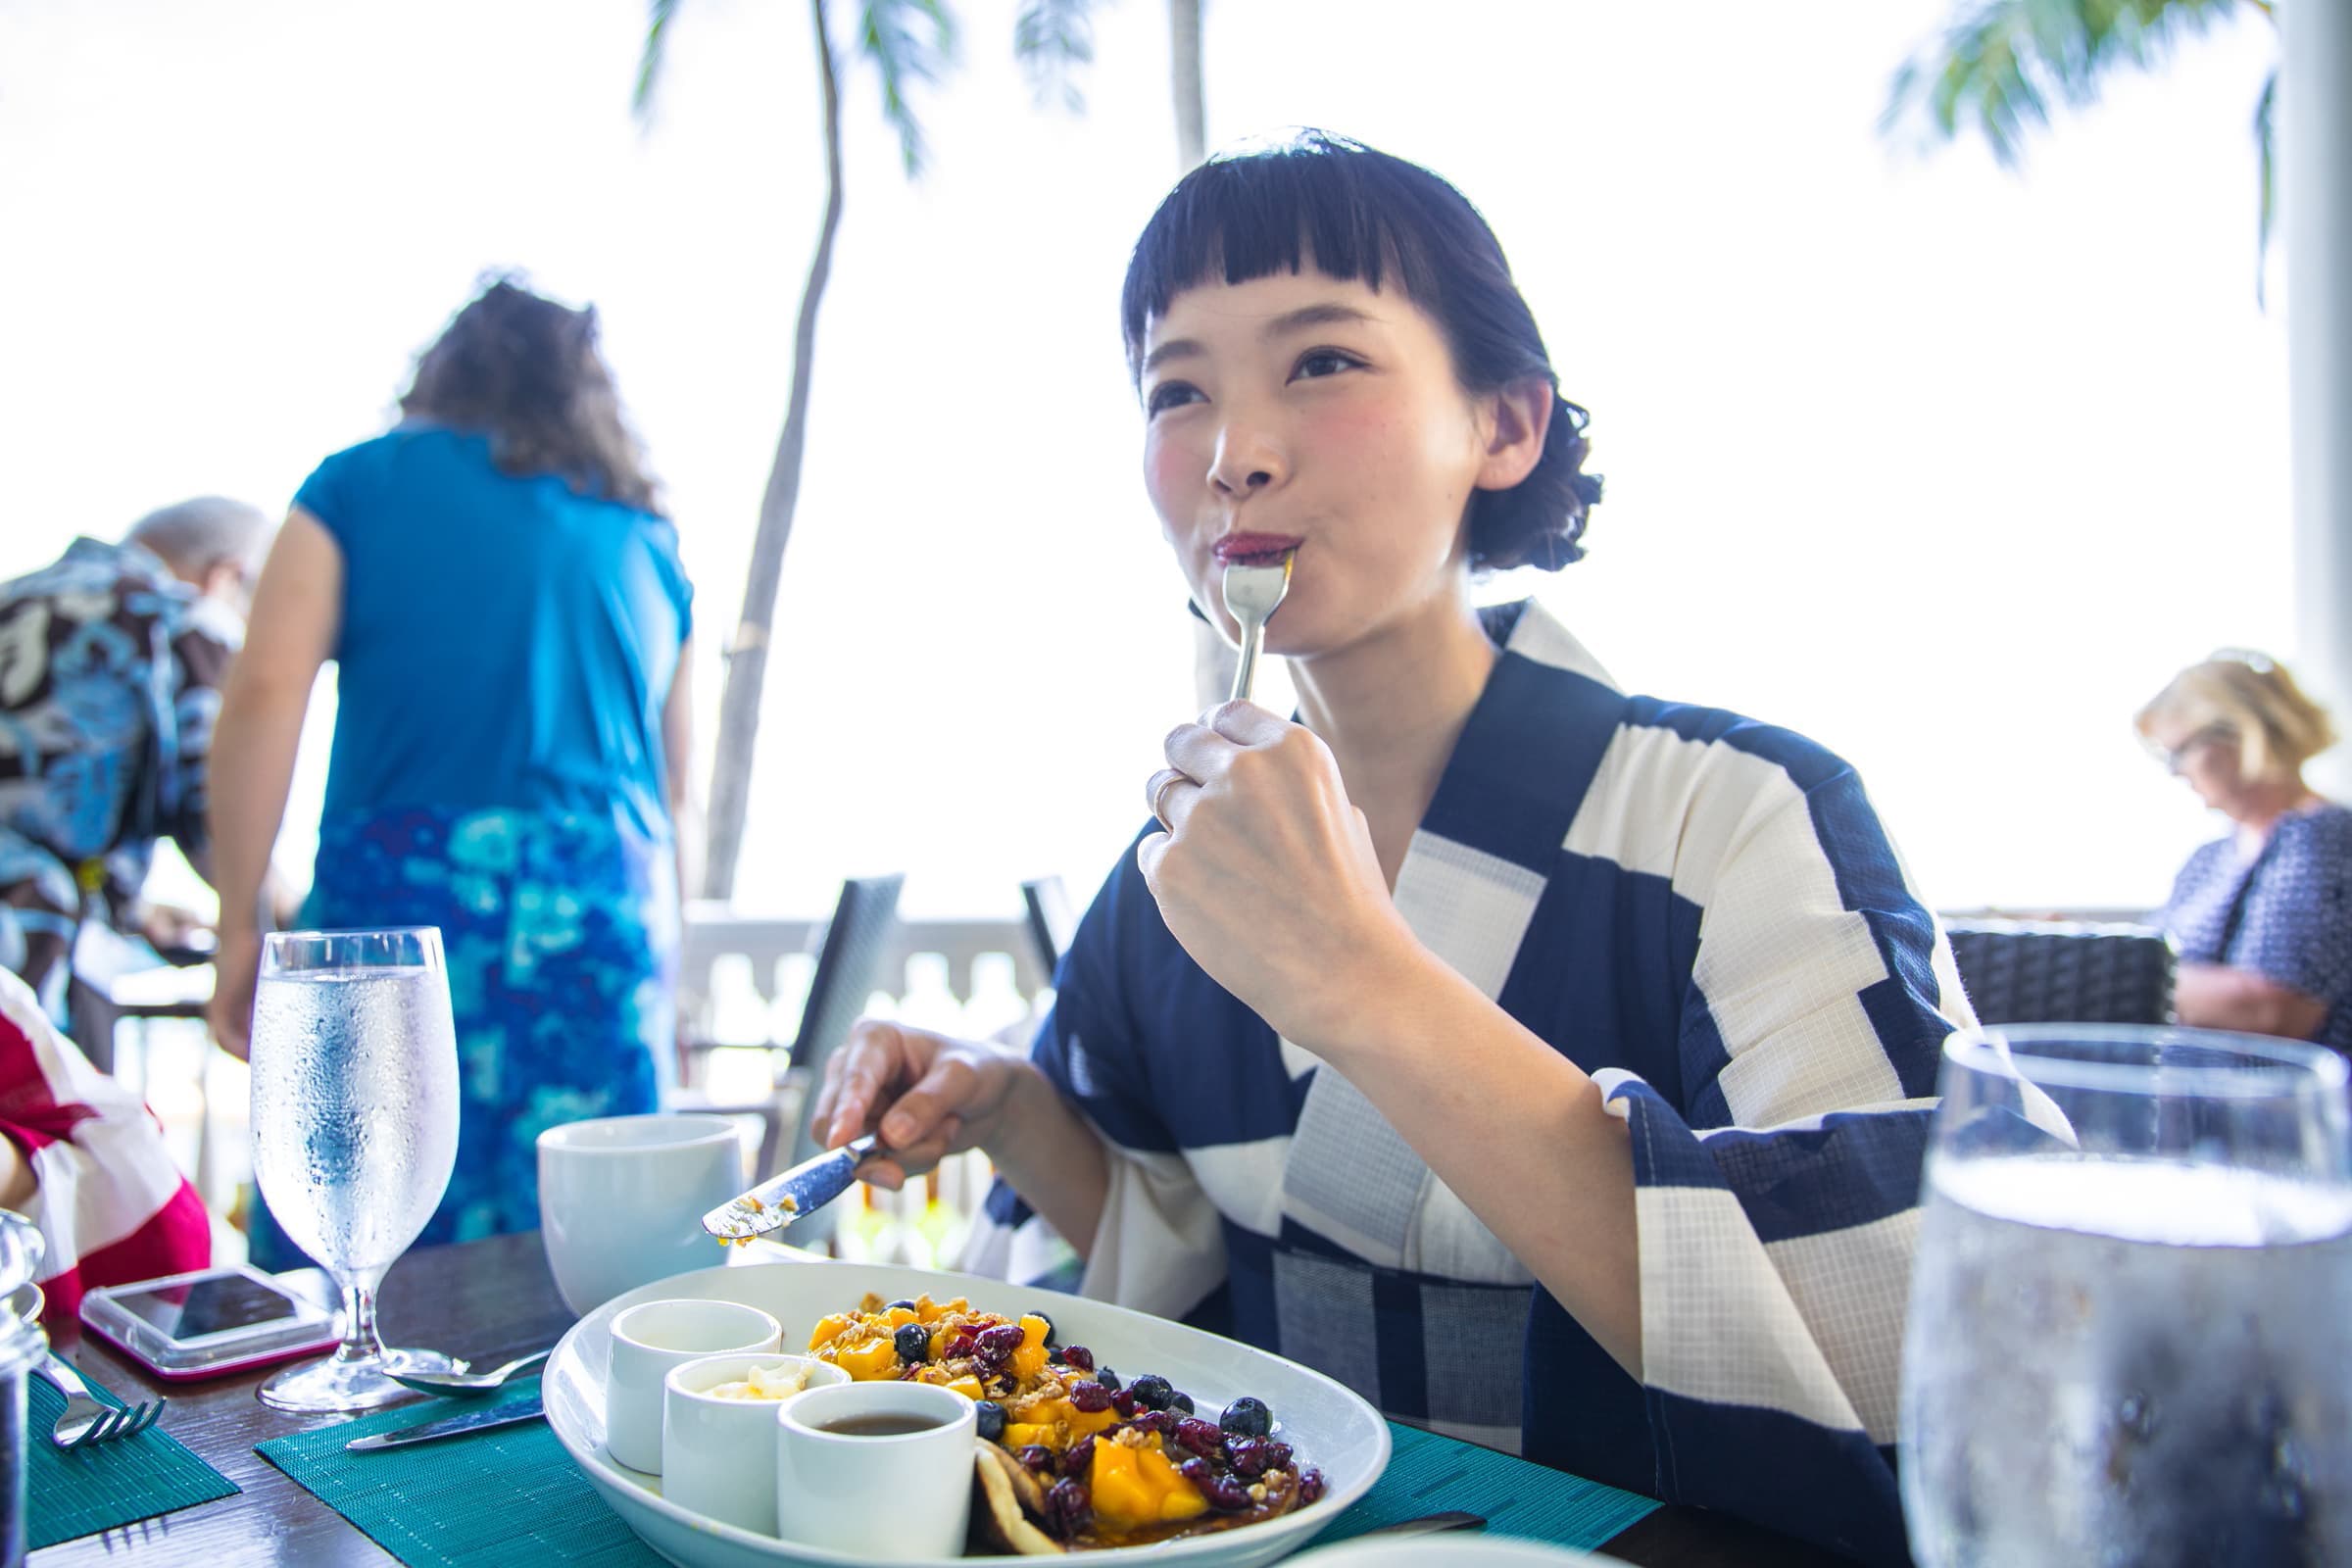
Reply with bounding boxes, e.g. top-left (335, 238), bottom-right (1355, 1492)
top-left (247, 805), bottom-right (678, 1270)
